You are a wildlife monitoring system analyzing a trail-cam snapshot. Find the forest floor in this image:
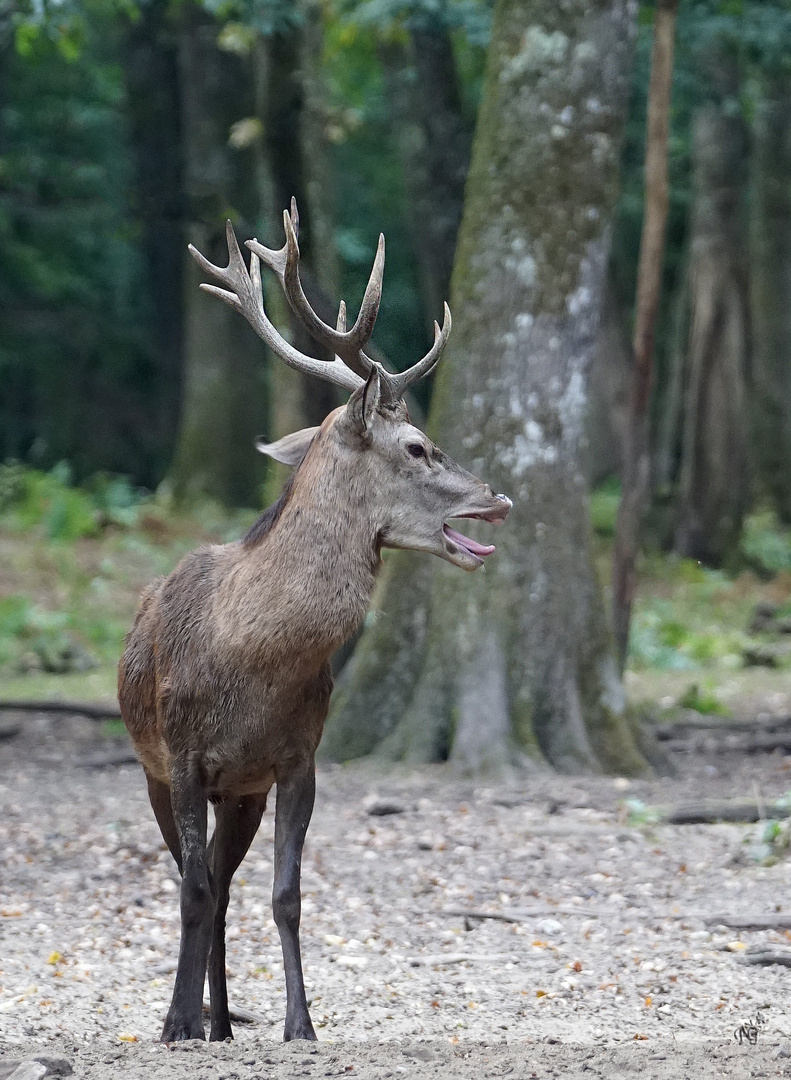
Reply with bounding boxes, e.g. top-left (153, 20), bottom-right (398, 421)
top-left (3, 480), bottom-right (791, 1075)
top-left (2, 710), bottom-right (791, 1078)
